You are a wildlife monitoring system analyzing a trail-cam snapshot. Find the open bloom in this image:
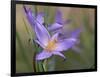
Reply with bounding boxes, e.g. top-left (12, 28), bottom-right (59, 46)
top-left (34, 17), bottom-right (78, 60)
top-left (24, 7), bottom-right (80, 60)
